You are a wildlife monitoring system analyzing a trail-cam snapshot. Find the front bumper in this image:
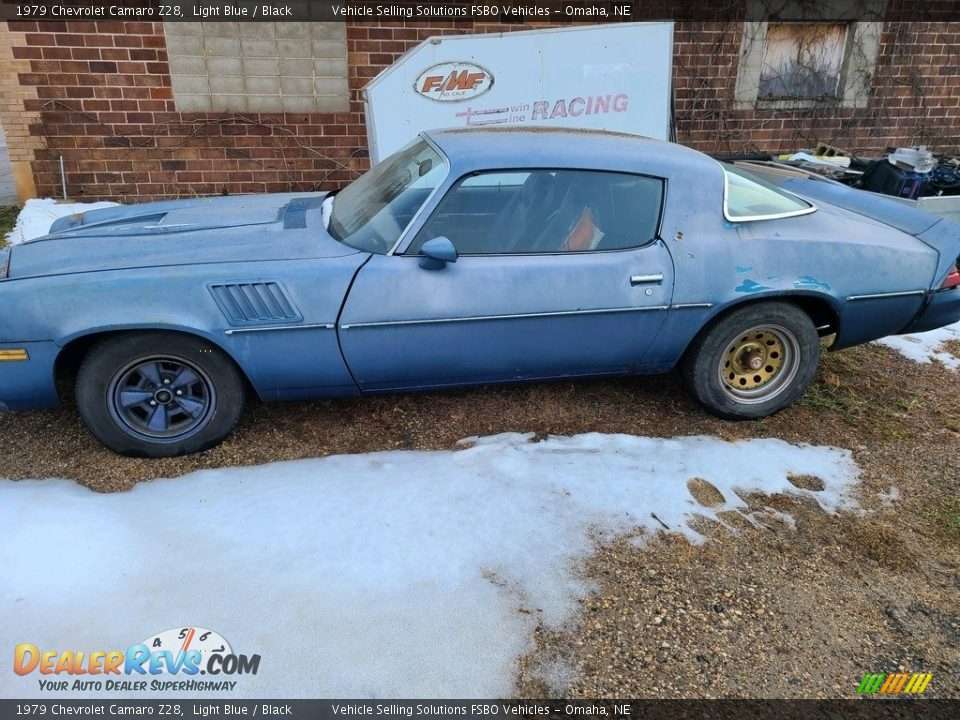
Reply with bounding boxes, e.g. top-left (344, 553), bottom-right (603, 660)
top-left (901, 287), bottom-right (960, 334)
top-left (0, 341), bottom-right (60, 411)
